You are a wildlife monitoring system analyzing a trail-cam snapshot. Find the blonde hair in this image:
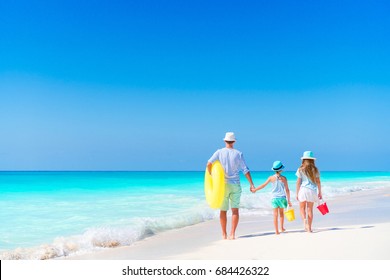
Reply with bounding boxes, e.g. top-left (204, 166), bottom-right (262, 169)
top-left (300, 159), bottom-right (319, 183)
